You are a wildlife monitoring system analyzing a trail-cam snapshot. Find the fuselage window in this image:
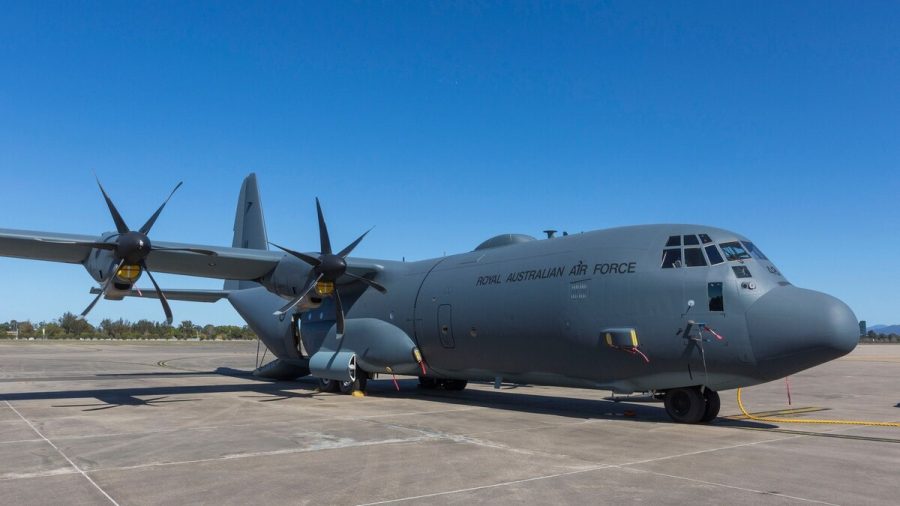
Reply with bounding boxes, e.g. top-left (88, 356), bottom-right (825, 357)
top-left (684, 247), bottom-right (707, 267)
top-left (742, 241), bottom-right (769, 261)
top-left (705, 245), bottom-right (725, 265)
top-left (699, 233), bottom-right (713, 244)
top-left (708, 282), bottom-right (724, 311)
top-left (683, 235), bottom-right (700, 246)
top-left (732, 265), bottom-right (752, 278)
top-left (666, 235), bottom-right (681, 247)
top-left (661, 248), bottom-right (682, 268)
top-left (720, 241), bottom-right (752, 261)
